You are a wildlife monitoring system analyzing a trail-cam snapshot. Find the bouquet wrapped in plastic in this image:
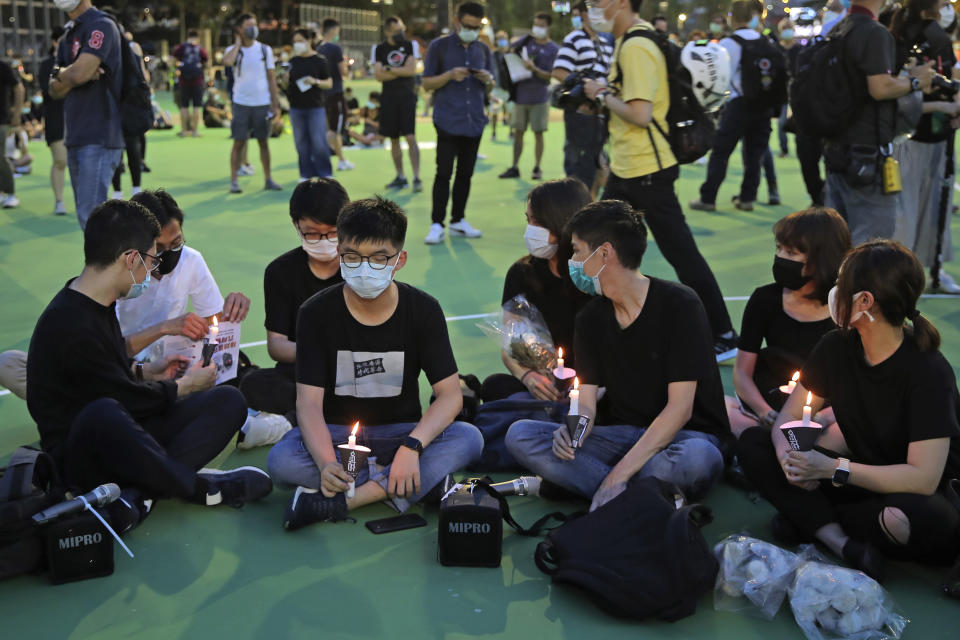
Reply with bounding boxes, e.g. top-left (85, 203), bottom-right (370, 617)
top-left (714, 534), bottom-right (802, 620)
top-left (788, 561), bottom-right (908, 640)
top-left (477, 295), bottom-right (557, 373)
